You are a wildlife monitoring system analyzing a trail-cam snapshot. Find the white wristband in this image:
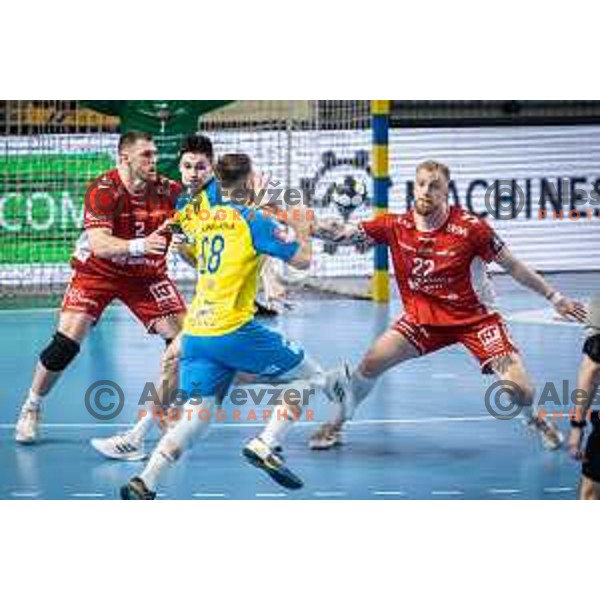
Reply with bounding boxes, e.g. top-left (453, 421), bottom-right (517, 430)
top-left (548, 291), bottom-right (564, 306)
top-left (128, 238), bottom-right (145, 257)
